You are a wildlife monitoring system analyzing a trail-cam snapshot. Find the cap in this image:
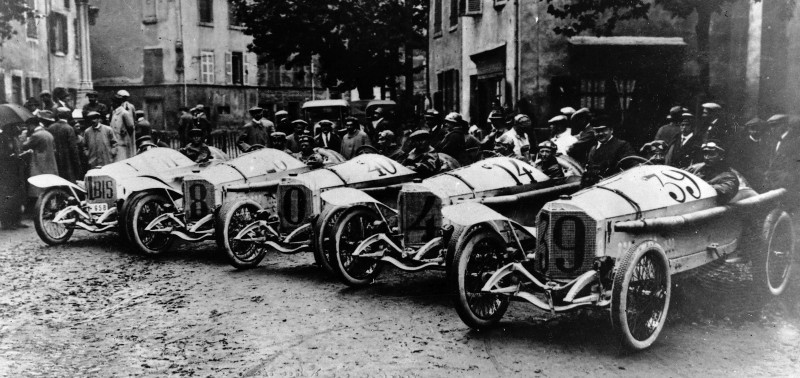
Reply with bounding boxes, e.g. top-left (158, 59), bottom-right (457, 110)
top-left (318, 119), bottom-right (334, 127)
top-left (702, 102), bottom-right (722, 110)
top-left (424, 109), bottom-right (441, 119)
top-left (188, 128), bottom-right (203, 137)
top-left (745, 117), bottom-right (764, 129)
top-left (344, 116), bottom-right (359, 127)
top-left (444, 112), bottom-right (463, 124)
top-left (87, 90), bottom-right (99, 96)
top-left (538, 140), bottom-right (557, 151)
top-left (291, 119), bottom-right (309, 127)
top-left (514, 114), bottom-right (532, 127)
top-left (640, 140), bottom-right (667, 154)
top-left (39, 90), bottom-right (52, 96)
top-left (681, 112), bottom-right (694, 119)
top-left (701, 140), bottom-right (725, 153)
top-left (767, 114), bottom-right (788, 125)
top-left (378, 130), bottom-right (396, 141)
top-left (56, 106), bottom-right (72, 116)
top-left (409, 129), bottom-right (430, 139)
top-left (136, 135), bottom-right (153, 144)
top-left (115, 90), bottom-right (130, 98)
top-left (86, 111), bottom-right (102, 119)
top-left (298, 135), bottom-right (313, 144)
top-left (571, 108), bottom-right (591, 122)
top-left (37, 110), bottom-right (55, 122)
top-left (488, 110), bottom-right (505, 120)
top-left (548, 115), bottom-right (568, 124)
top-left (270, 131), bottom-right (286, 139)
top-left (560, 107), bottom-right (577, 116)
top-left (248, 106), bottom-right (263, 113)
top-left (275, 110), bottom-right (289, 117)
